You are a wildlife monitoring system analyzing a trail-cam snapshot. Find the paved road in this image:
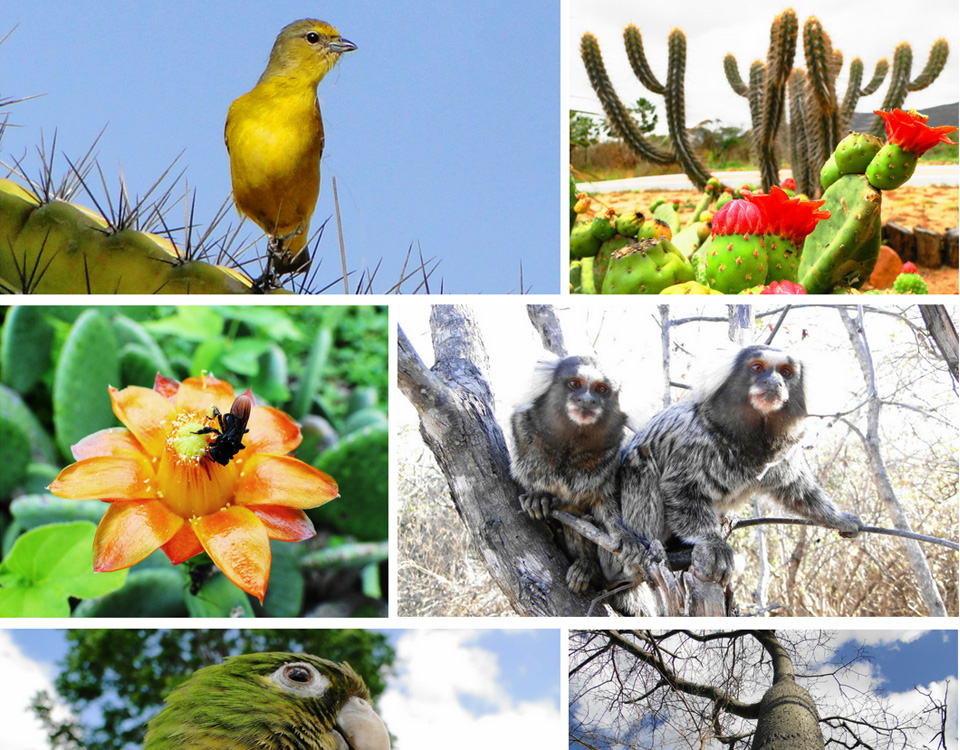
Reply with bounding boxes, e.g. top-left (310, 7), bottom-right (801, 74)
top-left (577, 164), bottom-right (959, 193)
